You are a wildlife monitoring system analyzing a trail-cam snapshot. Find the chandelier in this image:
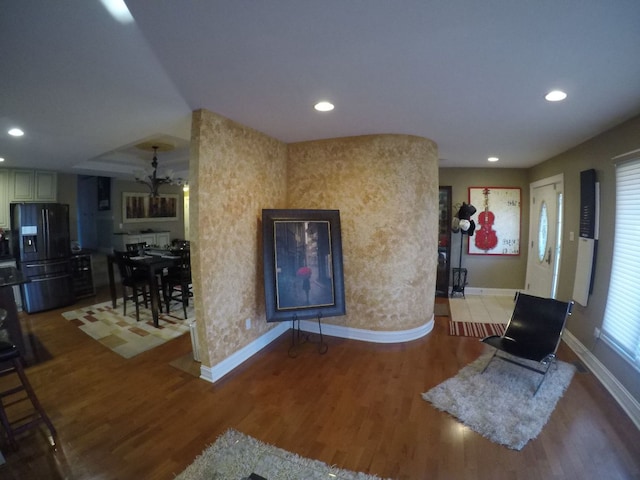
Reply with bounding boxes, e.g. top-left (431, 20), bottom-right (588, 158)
top-left (135, 144), bottom-right (174, 197)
